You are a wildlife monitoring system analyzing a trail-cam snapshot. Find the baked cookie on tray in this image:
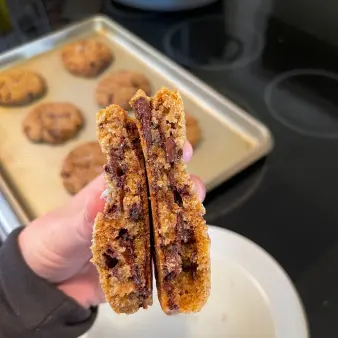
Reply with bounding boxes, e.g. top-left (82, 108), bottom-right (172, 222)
top-left (61, 39), bottom-right (113, 77)
top-left (130, 88), bottom-right (210, 314)
top-left (0, 70), bottom-right (46, 106)
top-left (186, 112), bottom-right (202, 148)
top-left (23, 102), bottom-right (84, 144)
top-left (91, 104), bottom-right (152, 314)
top-left (61, 141), bottom-right (105, 194)
top-left (95, 70), bottom-right (151, 110)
